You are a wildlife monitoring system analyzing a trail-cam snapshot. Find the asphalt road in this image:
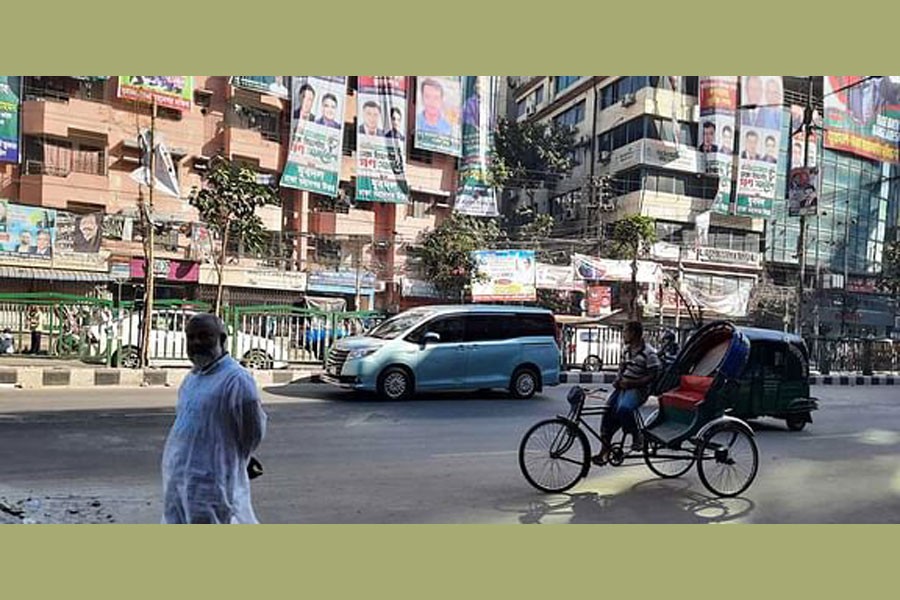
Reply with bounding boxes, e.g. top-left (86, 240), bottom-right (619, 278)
top-left (1, 382), bottom-right (899, 524)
